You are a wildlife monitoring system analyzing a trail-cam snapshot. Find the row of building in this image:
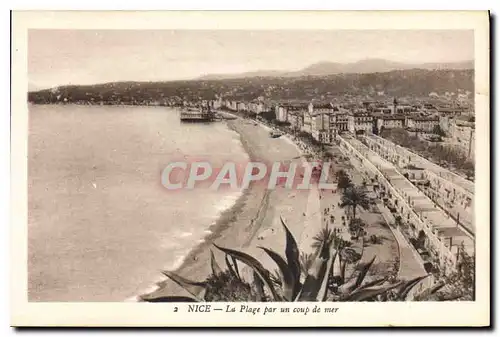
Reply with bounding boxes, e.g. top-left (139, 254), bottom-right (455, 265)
top-left (198, 98), bottom-right (475, 157)
top-left (338, 135), bottom-right (474, 274)
top-left (273, 101), bottom-right (442, 143)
